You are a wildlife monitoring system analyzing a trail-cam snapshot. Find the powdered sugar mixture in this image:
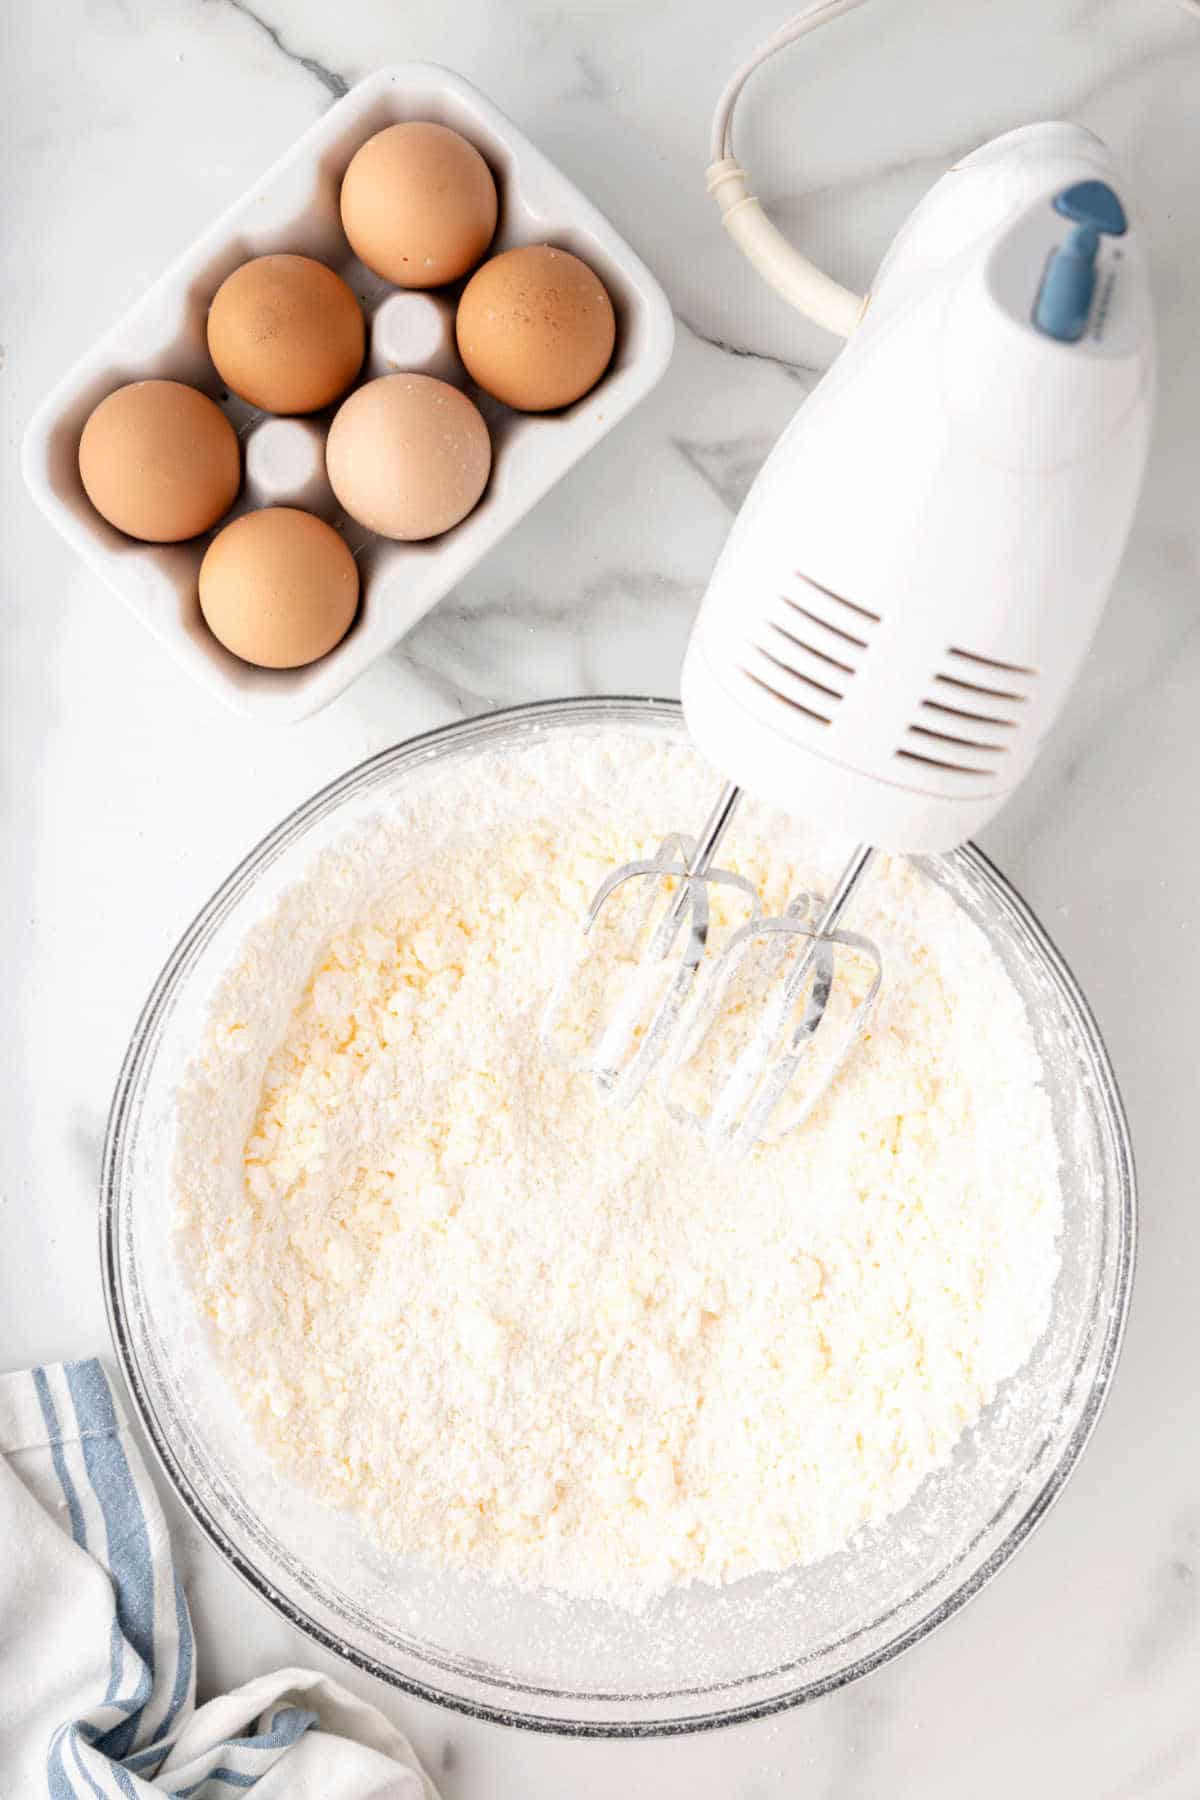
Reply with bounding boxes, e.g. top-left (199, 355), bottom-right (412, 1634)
top-left (174, 730), bottom-right (1061, 1605)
